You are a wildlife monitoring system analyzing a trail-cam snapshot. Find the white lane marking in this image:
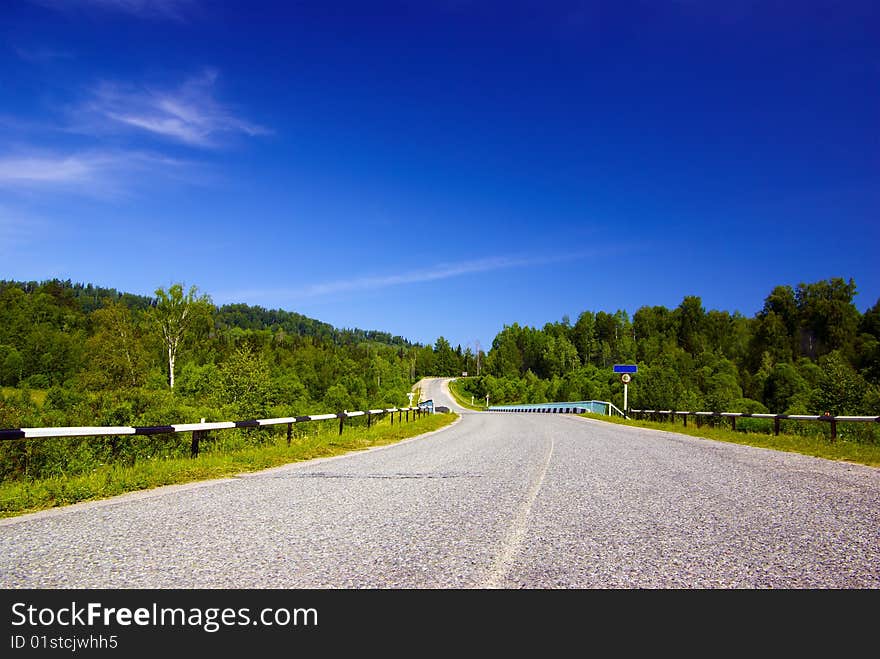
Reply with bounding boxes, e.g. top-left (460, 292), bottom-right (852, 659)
top-left (481, 433), bottom-right (555, 588)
